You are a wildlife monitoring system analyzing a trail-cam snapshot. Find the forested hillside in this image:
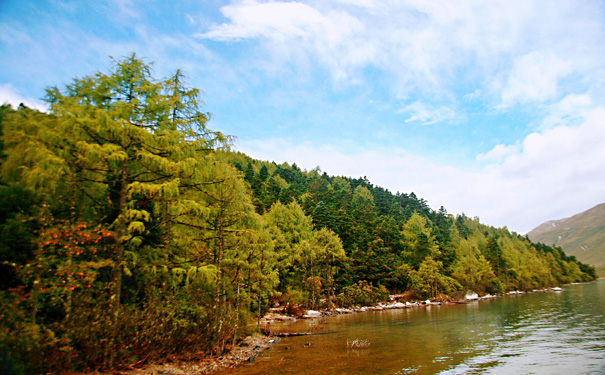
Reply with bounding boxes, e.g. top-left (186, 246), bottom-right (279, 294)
top-left (0, 56), bottom-right (596, 374)
top-left (528, 203), bottom-right (605, 277)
